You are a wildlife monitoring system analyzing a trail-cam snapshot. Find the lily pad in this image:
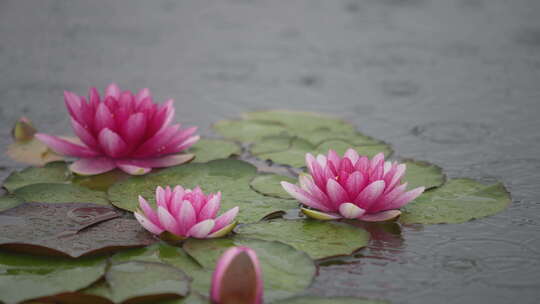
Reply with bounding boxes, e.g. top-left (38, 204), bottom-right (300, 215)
top-left (0, 250), bottom-right (107, 304)
top-left (400, 178), bottom-right (511, 224)
top-left (214, 110), bottom-right (391, 167)
top-left (72, 169), bottom-right (130, 192)
top-left (235, 219), bottom-right (370, 259)
top-left (84, 261), bottom-right (191, 303)
top-left (14, 183), bottom-right (110, 205)
top-left (183, 237), bottom-right (316, 303)
top-left (273, 296), bottom-right (388, 304)
top-left (250, 174), bottom-right (297, 199)
top-left (188, 138), bottom-right (241, 163)
top-left (0, 202), bottom-right (156, 257)
top-left (3, 162), bottom-right (71, 192)
top-left (107, 159), bottom-right (298, 223)
top-left (402, 160), bottom-right (445, 190)
top-left (0, 194), bottom-right (23, 211)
